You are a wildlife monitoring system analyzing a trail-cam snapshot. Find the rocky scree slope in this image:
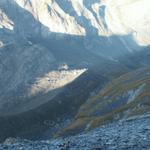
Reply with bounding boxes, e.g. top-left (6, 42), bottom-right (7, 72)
top-left (1, 115), bottom-right (150, 150)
